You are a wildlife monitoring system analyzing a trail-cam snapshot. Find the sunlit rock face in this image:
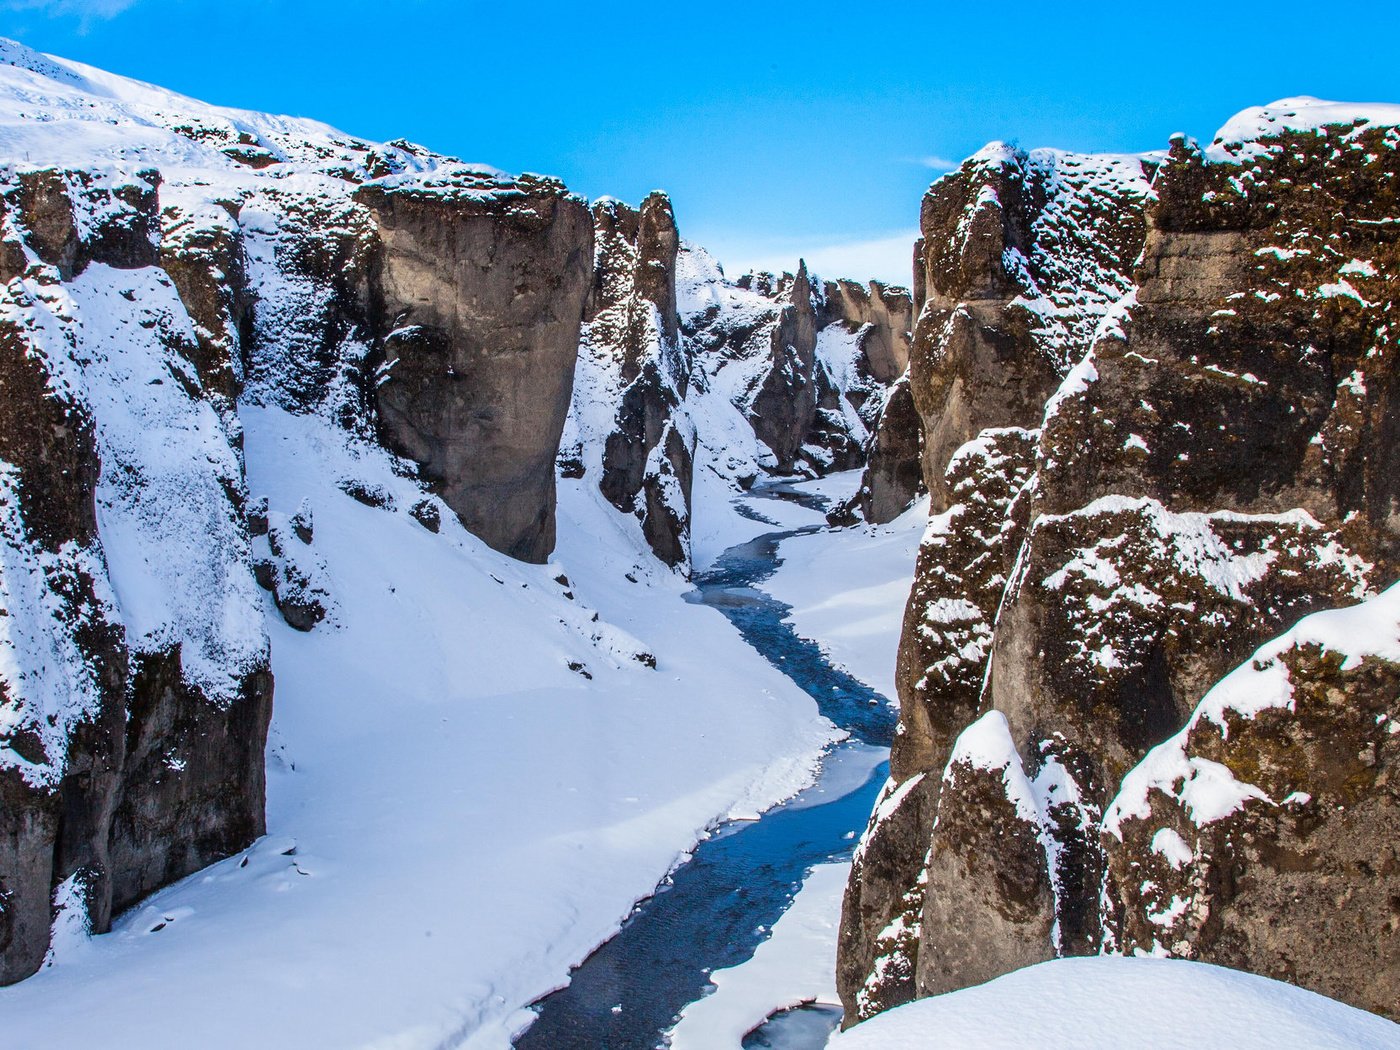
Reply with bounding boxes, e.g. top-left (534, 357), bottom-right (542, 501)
top-left (0, 37), bottom-right (602, 981)
top-left (360, 173), bottom-right (594, 565)
top-left (587, 193), bottom-right (694, 570)
top-left (840, 101), bottom-right (1400, 1025)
